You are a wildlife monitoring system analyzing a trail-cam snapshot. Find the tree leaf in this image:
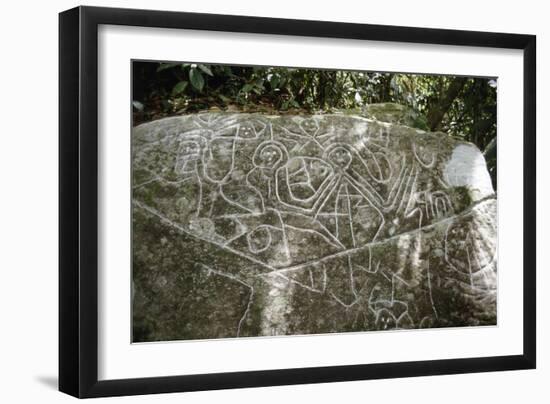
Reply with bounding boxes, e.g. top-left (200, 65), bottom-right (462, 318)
top-left (198, 64), bottom-right (214, 76)
top-left (218, 94), bottom-right (232, 103)
top-left (223, 66), bottom-right (236, 77)
top-left (241, 83), bottom-right (255, 93)
top-left (132, 100), bottom-right (144, 111)
top-left (189, 68), bottom-right (205, 92)
top-left (269, 75), bottom-right (280, 89)
top-left (172, 81), bottom-right (188, 96)
top-left (156, 63), bottom-right (180, 72)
